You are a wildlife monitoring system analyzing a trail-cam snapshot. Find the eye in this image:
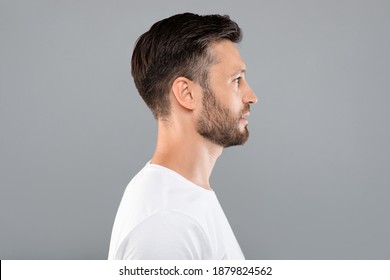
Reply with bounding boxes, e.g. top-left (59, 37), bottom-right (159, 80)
top-left (234, 77), bottom-right (242, 87)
